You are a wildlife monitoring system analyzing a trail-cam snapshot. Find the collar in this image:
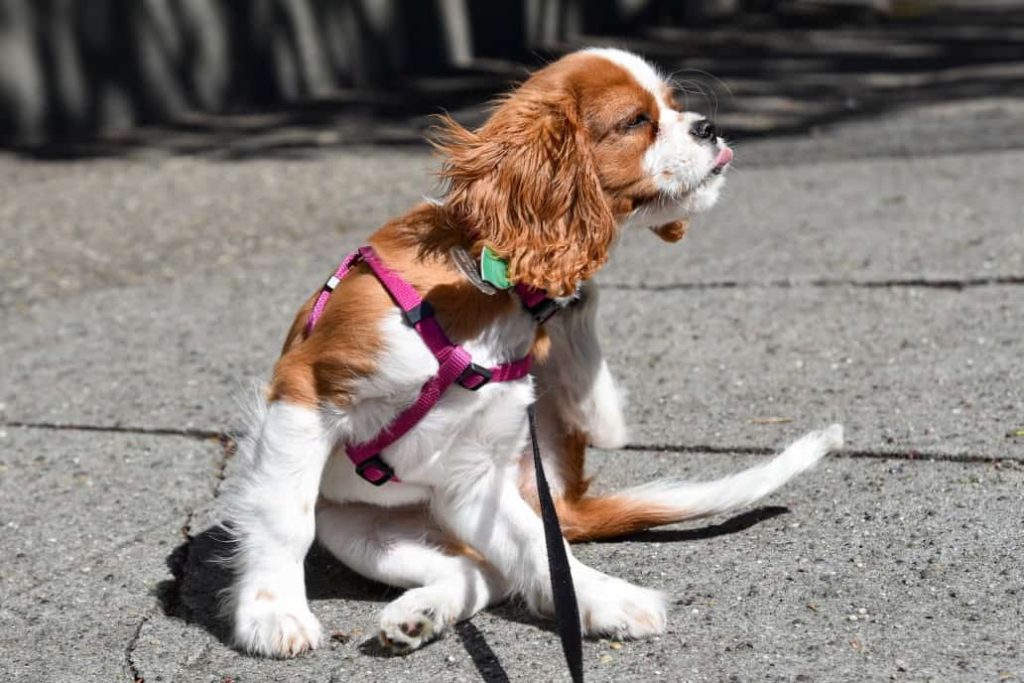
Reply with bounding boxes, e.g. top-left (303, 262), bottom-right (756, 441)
top-left (514, 281), bottom-right (560, 324)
